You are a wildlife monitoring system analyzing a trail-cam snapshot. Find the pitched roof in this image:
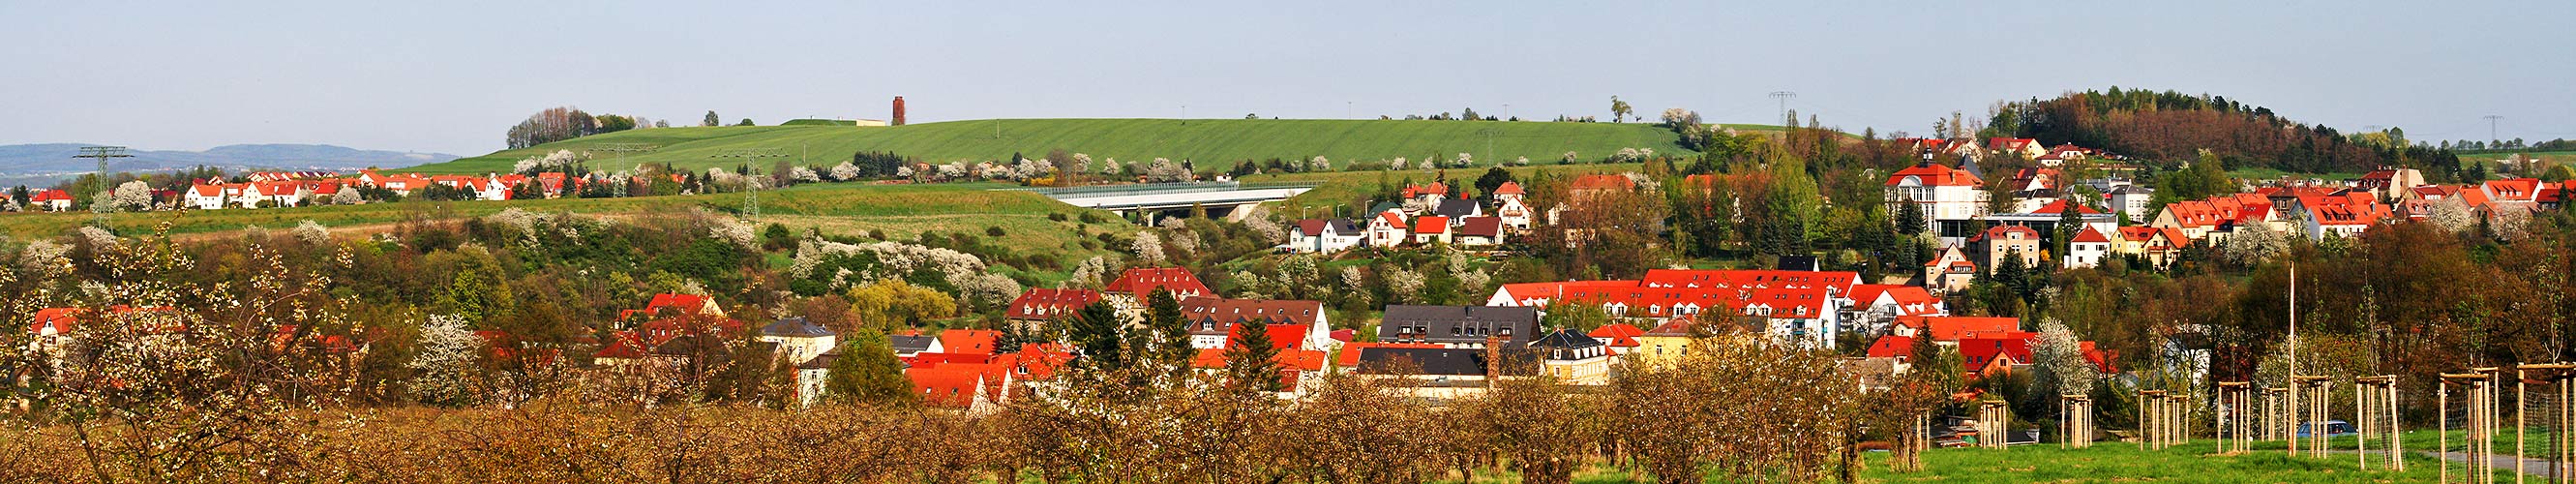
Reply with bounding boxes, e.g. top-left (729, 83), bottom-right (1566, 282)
top-left (1333, 341), bottom-right (1447, 367)
top-left (760, 318), bottom-right (834, 338)
top-left (1105, 267), bottom-right (1210, 297)
top-left (1005, 288), bottom-right (1102, 320)
top-left (1493, 181), bottom-right (1525, 196)
top-left (905, 367), bottom-right (990, 408)
top-left (1586, 323), bottom-right (1645, 348)
top-left (2072, 227), bottom-right (2112, 243)
top-left (593, 331), bottom-right (651, 359)
top-left (1896, 316), bottom-right (2020, 342)
top-left (1378, 305), bottom-right (1542, 347)
top-left (939, 329), bottom-right (1002, 356)
top-left (29, 307), bottom-right (82, 335)
top-left (1413, 216), bottom-right (1450, 234)
top-left (1433, 198), bottom-right (1482, 218)
top-left (1960, 336), bottom-right (2035, 374)
top-left (1866, 335), bottom-right (1916, 359)
top-left (1296, 218), bottom-right (1361, 236)
top-left (888, 331), bottom-right (941, 353)
top-left (2027, 198), bottom-right (2102, 215)
top-left (1884, 164), bottom-right (1984, 187)
top-left (1455, 216), bottom-right (1503, 237)
top-left (1529, 328), bottom-right (1604, 350)
top-left (1352, 347), bottom-right (1534, 377)
top-left (1182, 297), bottom-right (1325, 326)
